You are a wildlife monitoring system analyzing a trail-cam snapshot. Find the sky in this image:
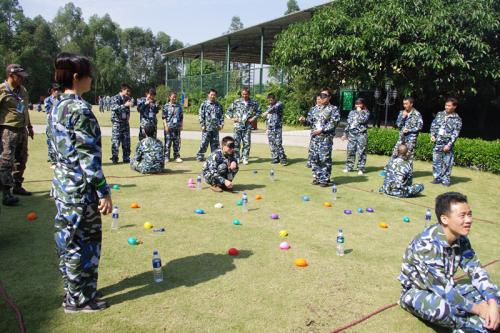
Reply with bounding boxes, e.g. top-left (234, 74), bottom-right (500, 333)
top-left (20, 0), bottom-right (331, 45)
